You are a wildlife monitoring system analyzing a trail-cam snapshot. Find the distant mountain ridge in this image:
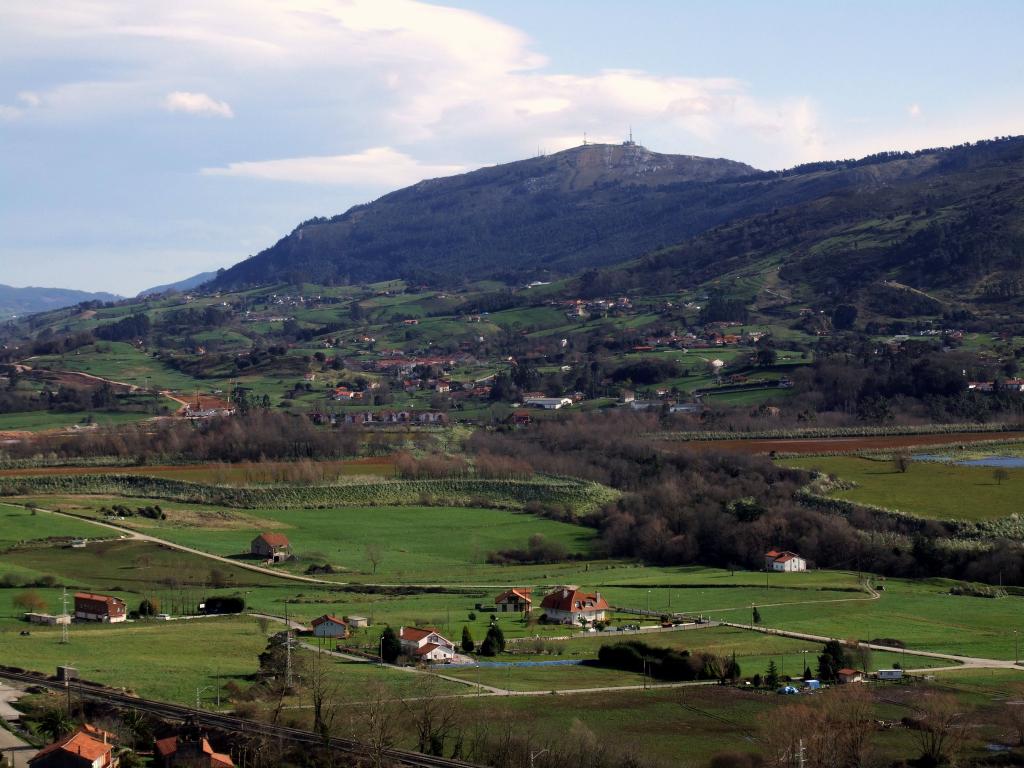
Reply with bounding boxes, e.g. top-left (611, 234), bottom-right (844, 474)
top-left (211, 143), bottom-right (759, 288)
top-left (208, 137), bottom-right (1024, 301)
top-left (138, 271), bottom-right (218, 297)
top-left (0, 284), bottom-right (122, 318)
